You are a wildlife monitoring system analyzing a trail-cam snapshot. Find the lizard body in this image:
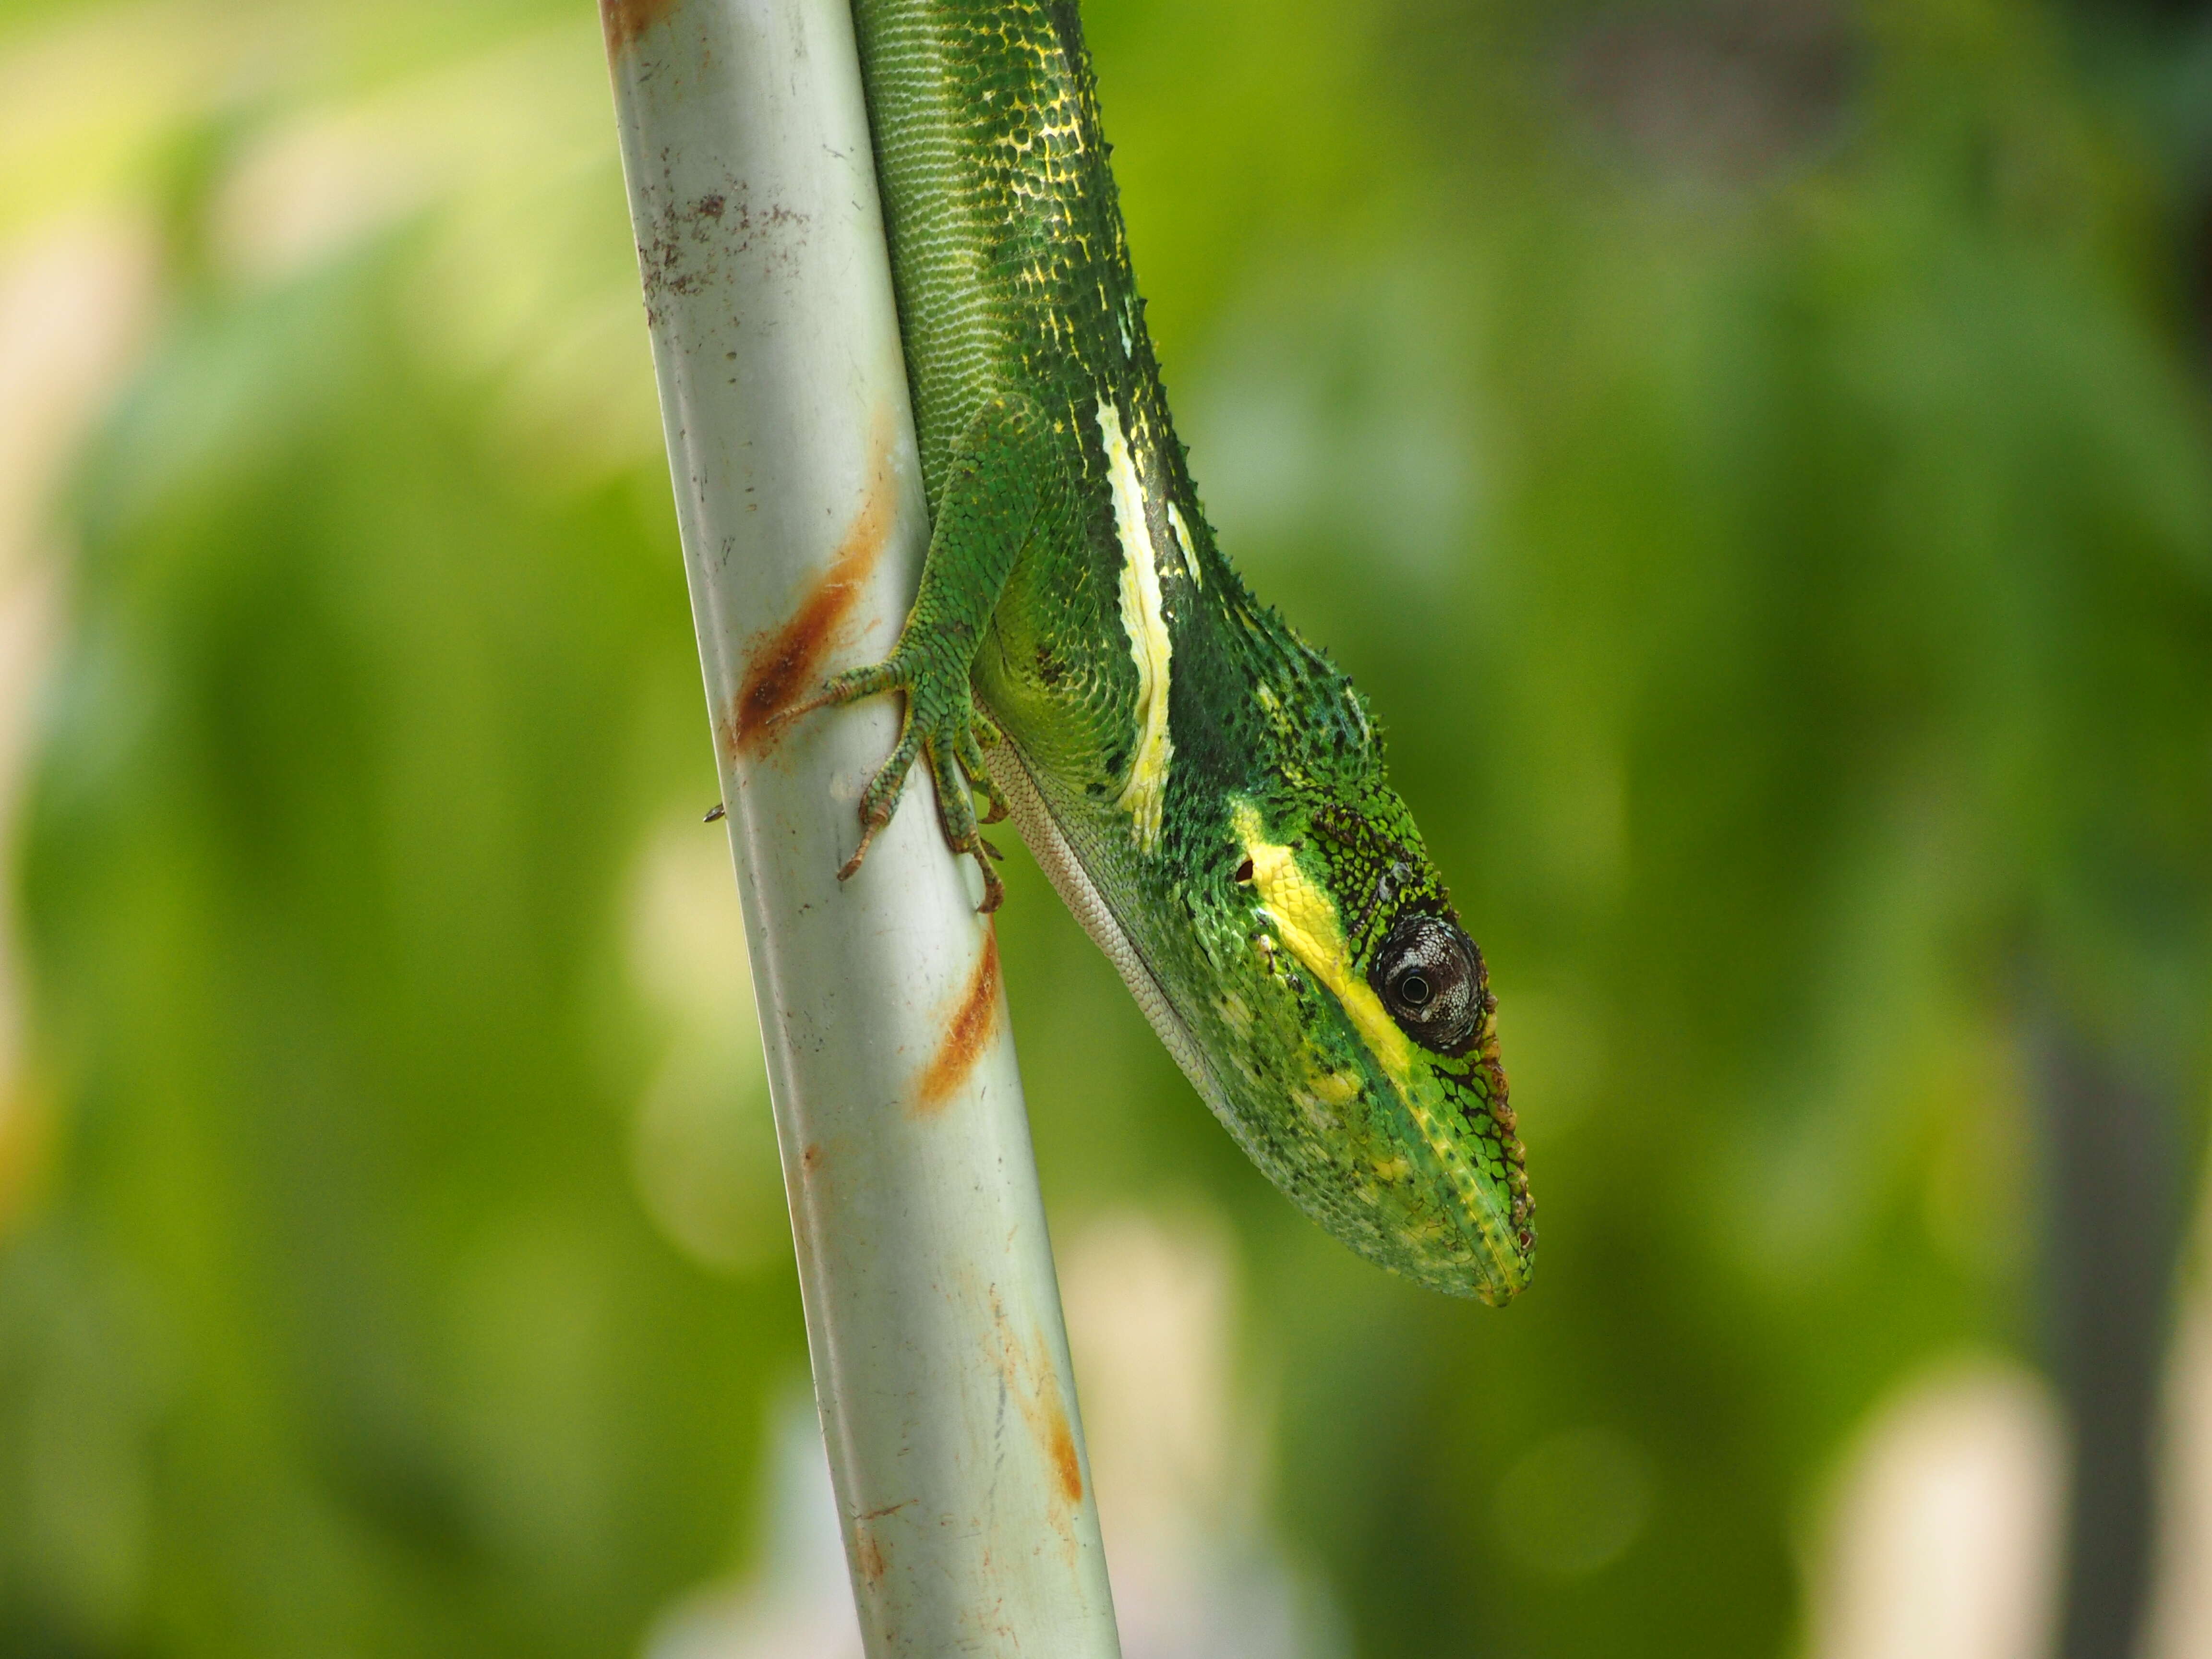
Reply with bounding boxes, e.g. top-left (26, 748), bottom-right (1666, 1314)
top-left (821, 0), bottom-right (1533, 1302)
